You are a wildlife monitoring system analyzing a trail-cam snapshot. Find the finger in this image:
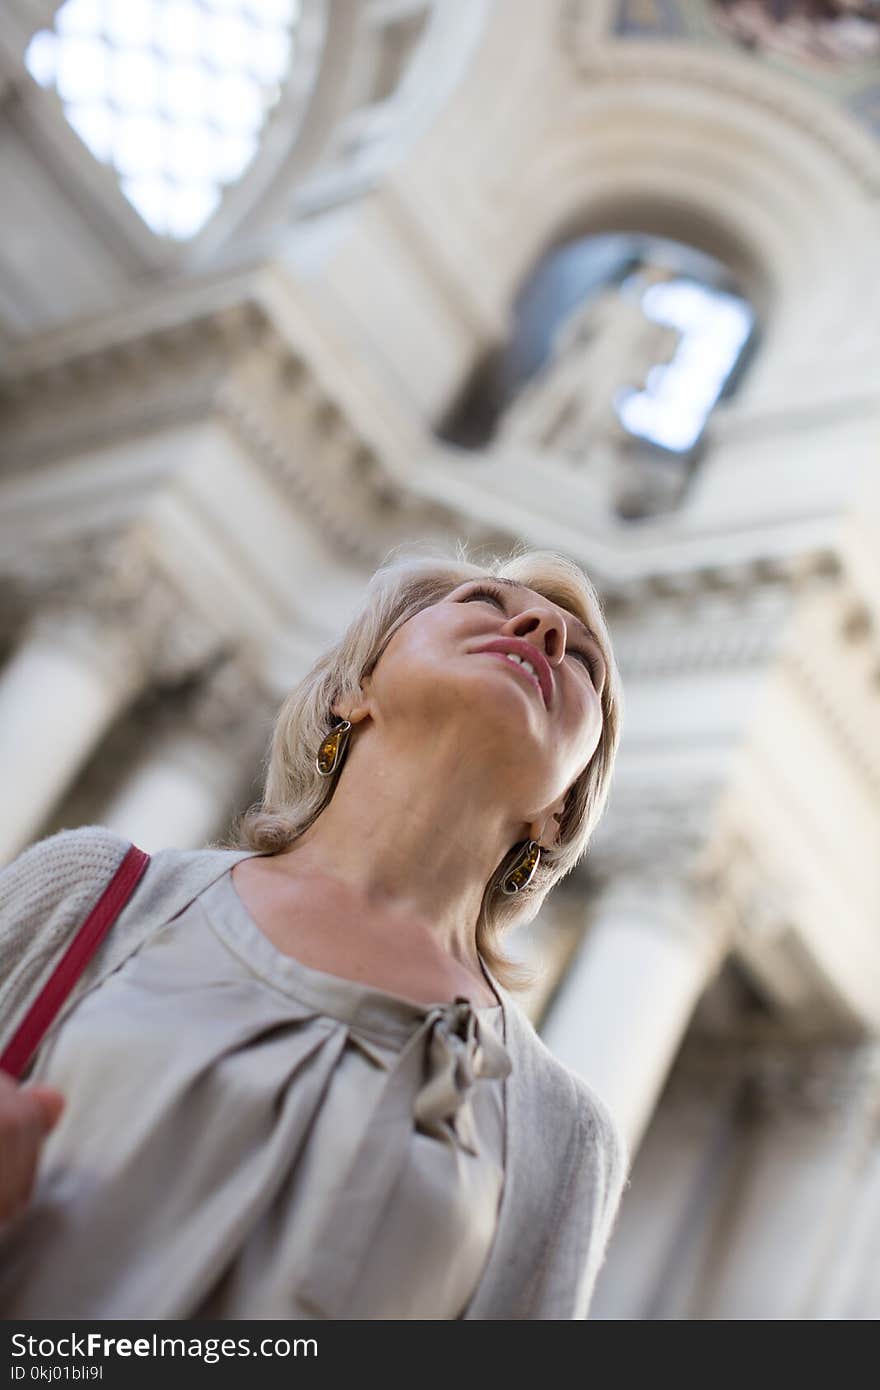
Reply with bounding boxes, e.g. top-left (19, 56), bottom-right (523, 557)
top-left (19, 1085), bottom-right (65, 1136)
top-left (3, 1114), bottom-right (32, 1213)
top-left (23, 1086), bottom-right (66, 1134)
